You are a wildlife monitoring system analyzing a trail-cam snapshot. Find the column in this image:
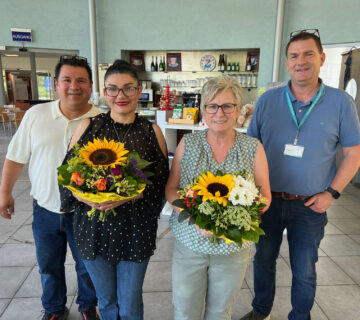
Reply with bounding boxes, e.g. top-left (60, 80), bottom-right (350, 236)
top-left (30, 52), bottom-right (38, 100)
top-left (0, 55), bottom-right (6, 107)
